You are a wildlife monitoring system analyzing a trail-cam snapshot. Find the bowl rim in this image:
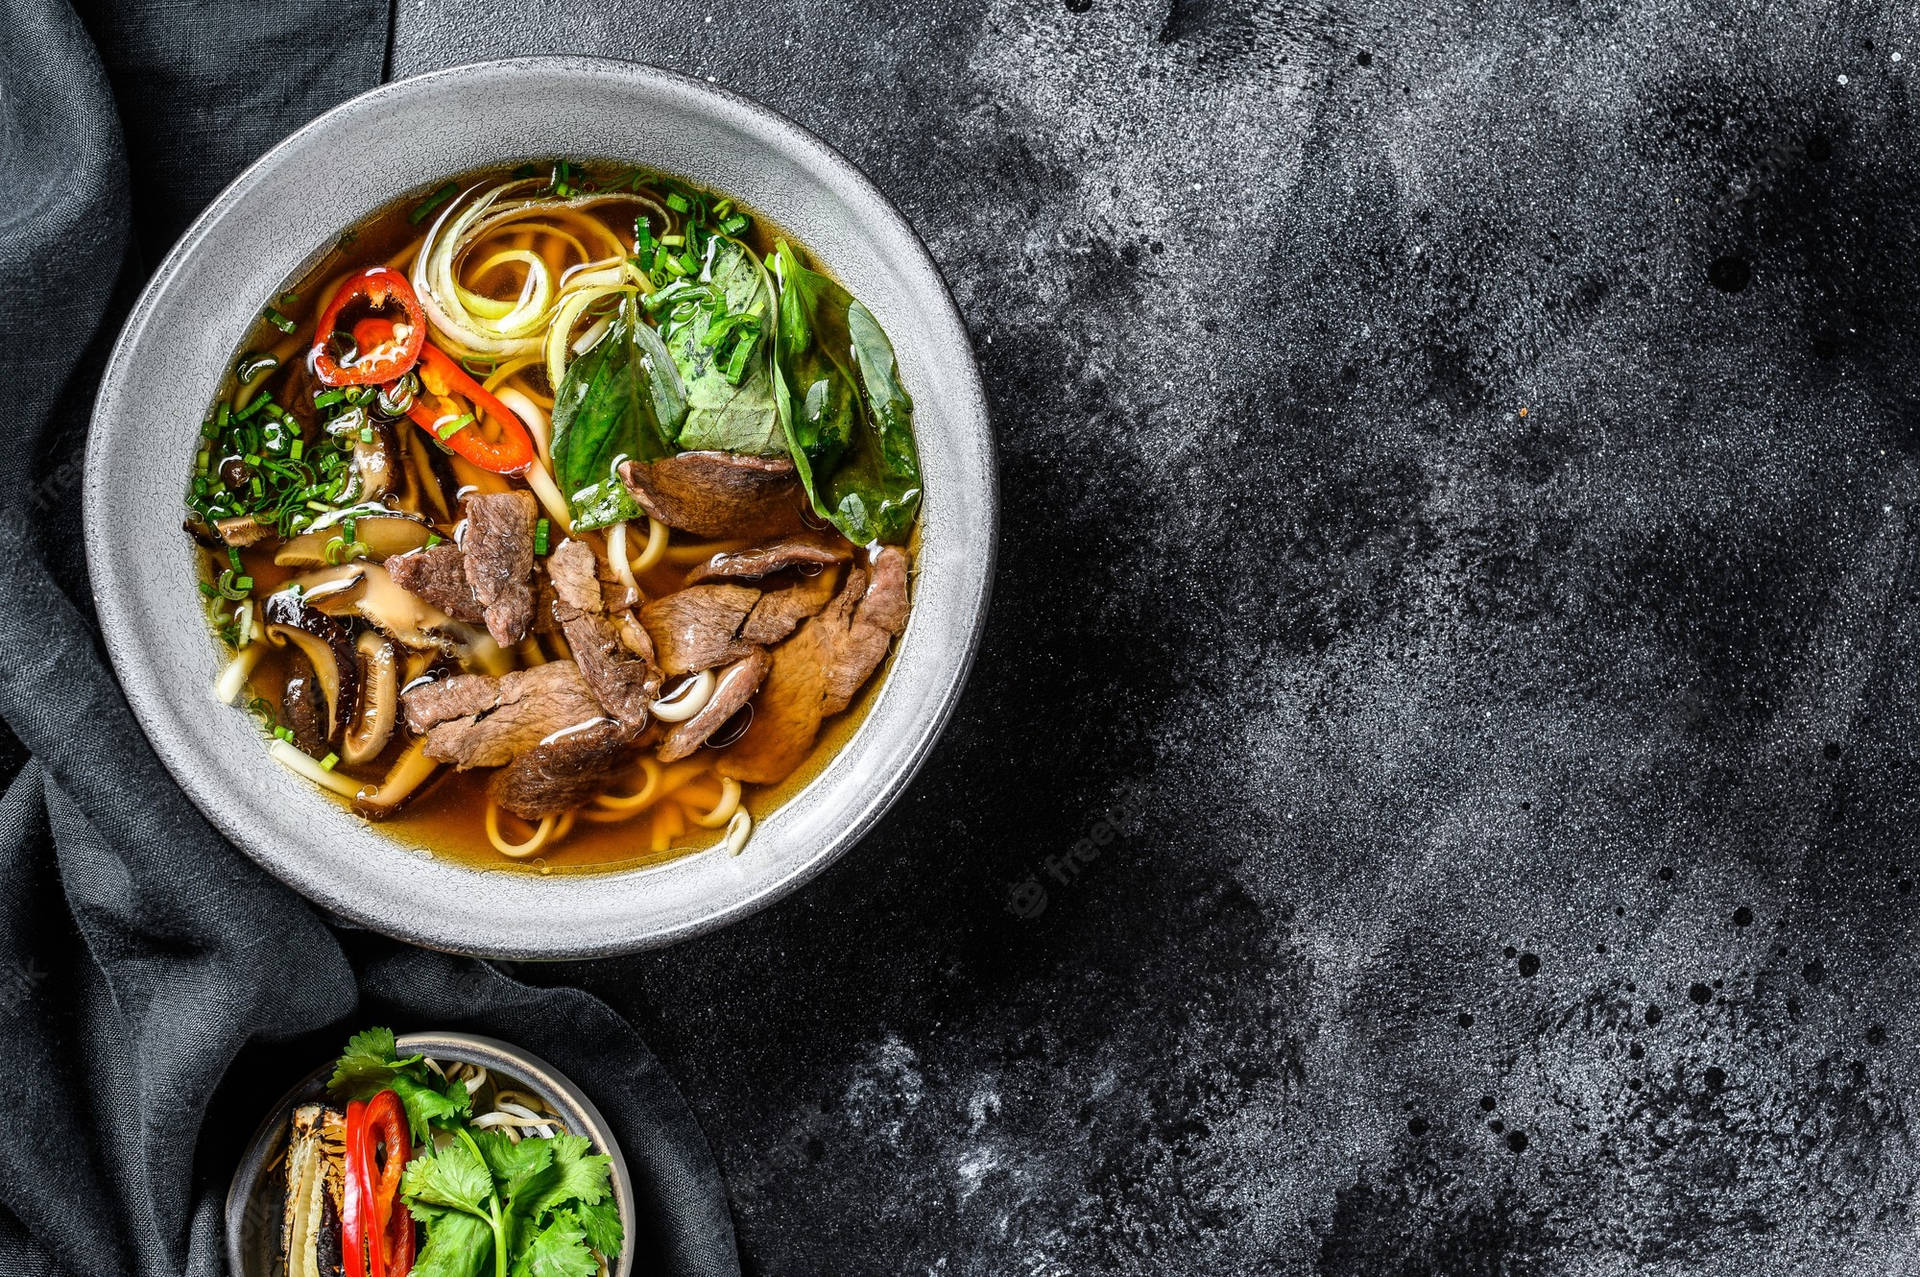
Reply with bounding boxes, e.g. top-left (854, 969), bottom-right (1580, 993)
top-left (223, 1030), bottom-right (637, 1277)
top-left (85, 55), bottom-right (997, 958)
